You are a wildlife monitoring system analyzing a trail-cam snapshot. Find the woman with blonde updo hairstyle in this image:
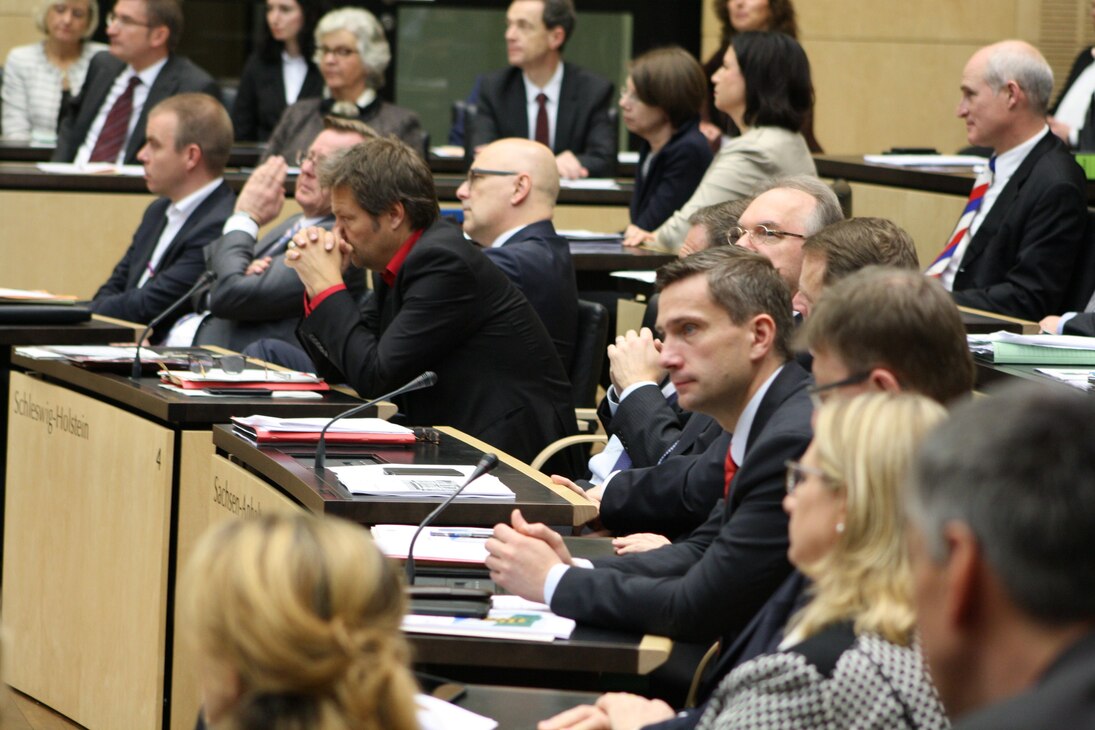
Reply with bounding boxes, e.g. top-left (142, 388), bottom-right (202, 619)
top-left (181, 514), bottom-right (419, 730)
